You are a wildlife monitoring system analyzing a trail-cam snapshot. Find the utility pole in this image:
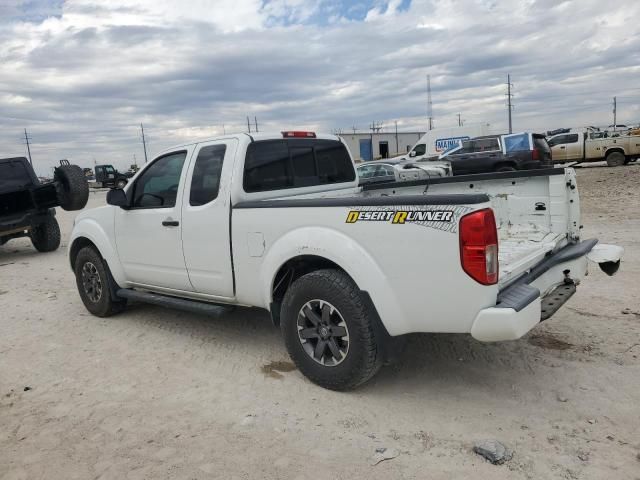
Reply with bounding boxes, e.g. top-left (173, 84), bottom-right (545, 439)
top-left (222, 123), bottom-right (226, 135)
top-left (246, 116), bottom-right (251, 133)
top-left (23, 128), bottom-right (33, 165)
top-left (254, 116), bottom-right (258, 133)
top-left (394, 121), bottom-right (399, 155)
top-left (457, 114), bottom-right (463, 127)
top-left (369, 121), bottom-right (382, 160)
top-left (427, 74), bottom-right (433, 131)
top-left (352, 125), bottom-right (357, 134)
top-left (140, 123), bottom-right (148, 163)
top-left (506, 74), bottom-right (514, 134)
top-left (613, 97), bottom-right (617, 131)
